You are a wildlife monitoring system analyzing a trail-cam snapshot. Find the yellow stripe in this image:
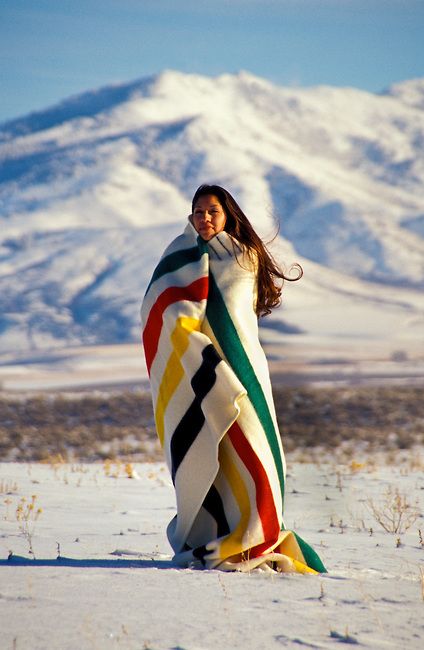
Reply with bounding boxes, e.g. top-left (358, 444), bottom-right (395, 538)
top-left (292, 559), bottom-right (319, 575)
top-left (218, 440), bottom-right (252, 560)
top-left (154, 316), bottom-right (201, 445)
top-left (277, 530), bottom-right (307, 563)
top-left (276, 531), bottom-right (317, 573)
